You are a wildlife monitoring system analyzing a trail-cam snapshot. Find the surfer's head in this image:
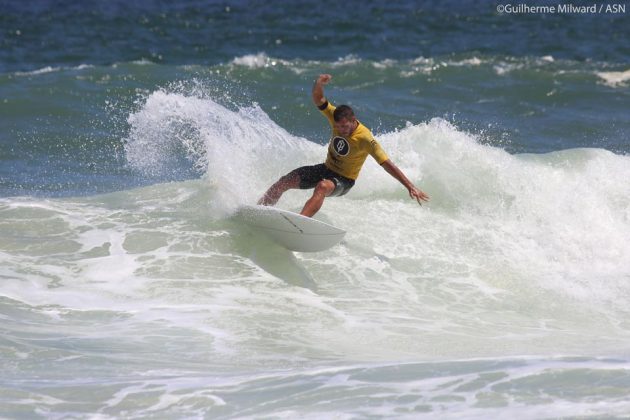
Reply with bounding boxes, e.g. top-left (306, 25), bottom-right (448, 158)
top-left (333, 105), bottom-right (357, 137)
